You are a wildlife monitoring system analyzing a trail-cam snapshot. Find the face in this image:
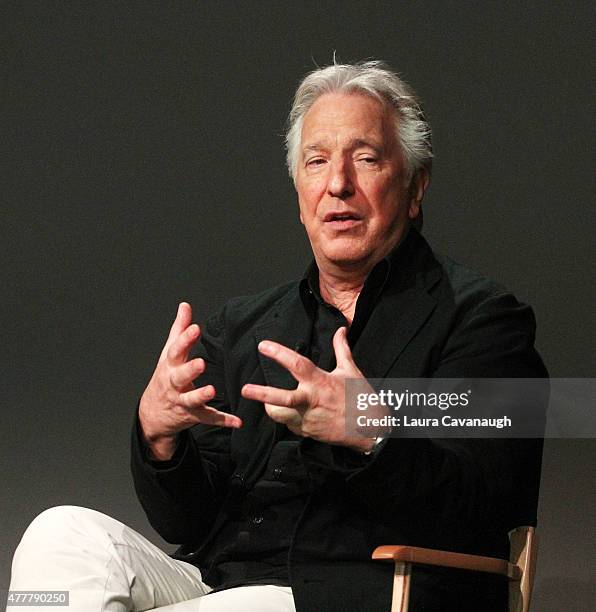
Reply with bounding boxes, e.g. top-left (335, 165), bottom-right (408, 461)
top-left (295, 92), bottom-right (428, 275)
